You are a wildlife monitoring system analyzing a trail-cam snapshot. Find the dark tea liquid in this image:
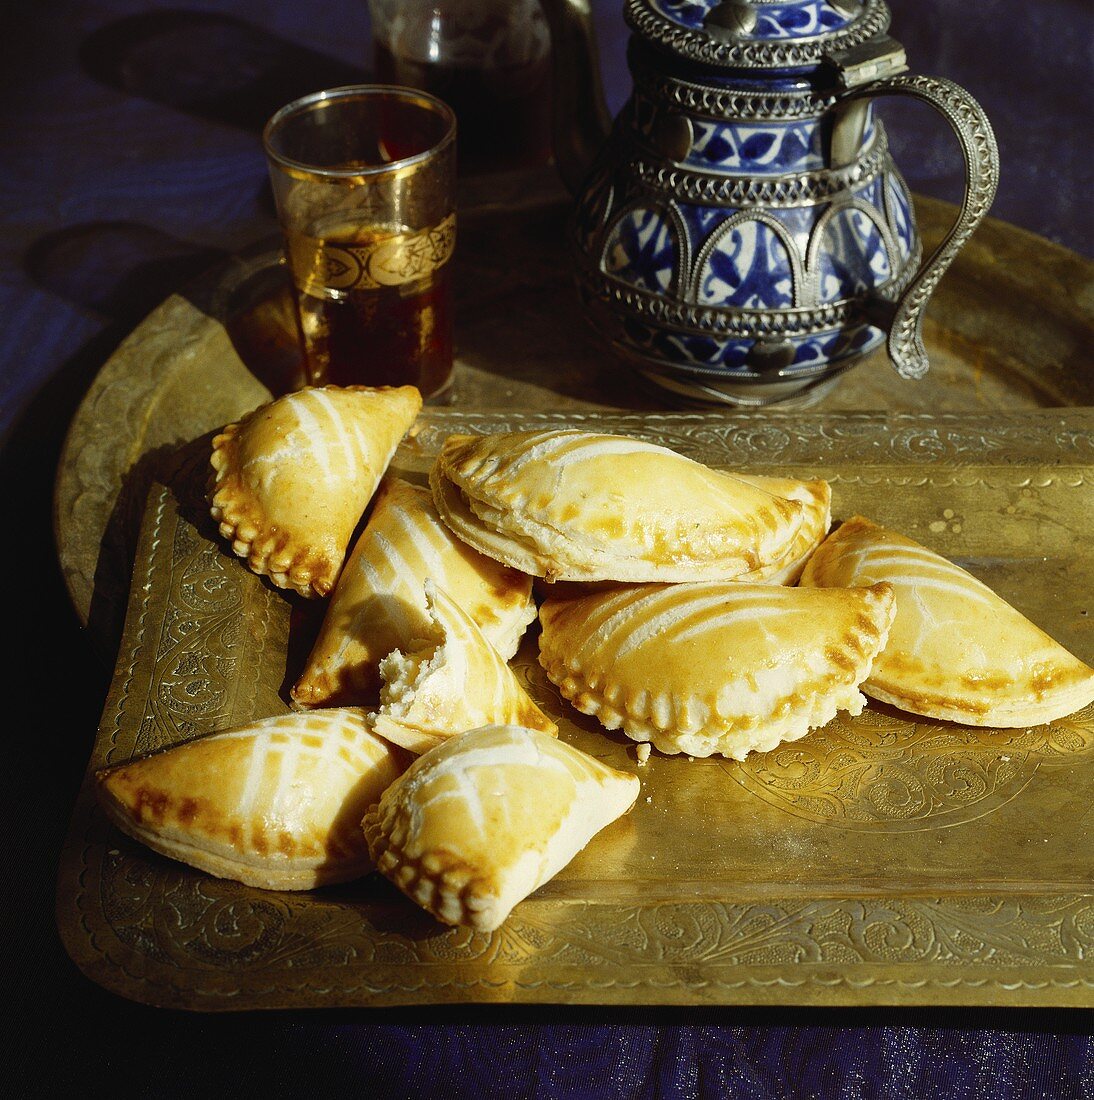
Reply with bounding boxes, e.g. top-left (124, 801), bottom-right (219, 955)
top-left (374, 42), bottom-right (551, 174)
top-left (293, 224), bottom-right (453, 399)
